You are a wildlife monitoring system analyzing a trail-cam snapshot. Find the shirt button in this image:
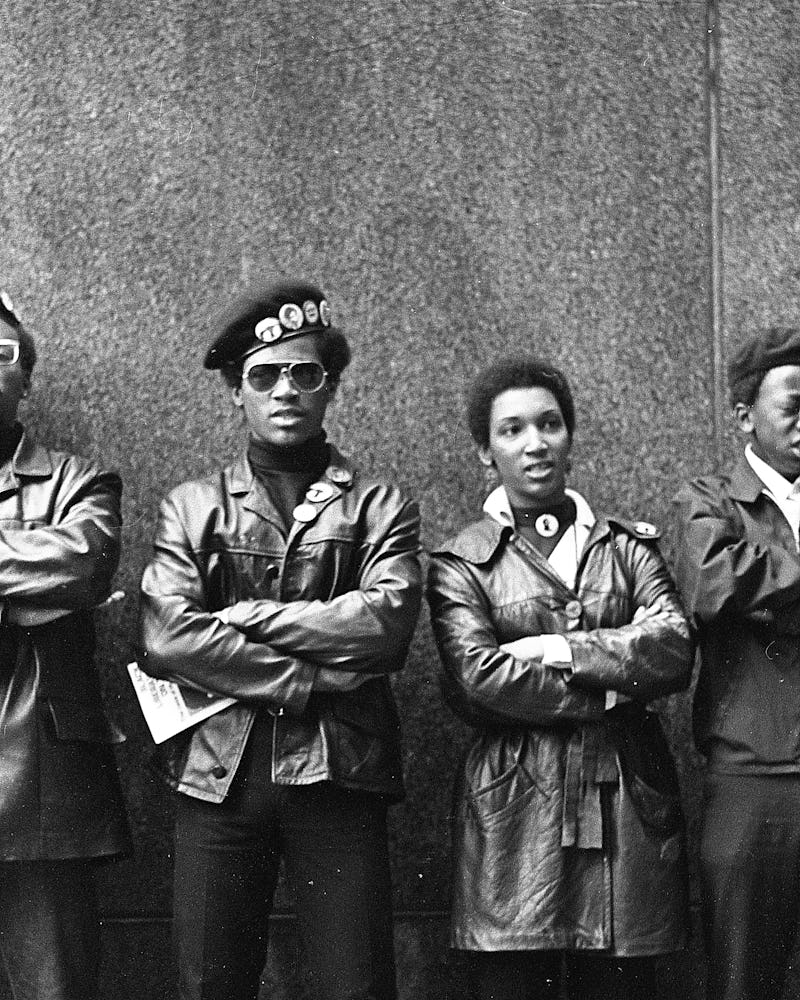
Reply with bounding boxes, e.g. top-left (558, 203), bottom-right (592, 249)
top-left (565, 599), bottom-right (582, 620)
top-left (211, 765), bottom-right (227, 780)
